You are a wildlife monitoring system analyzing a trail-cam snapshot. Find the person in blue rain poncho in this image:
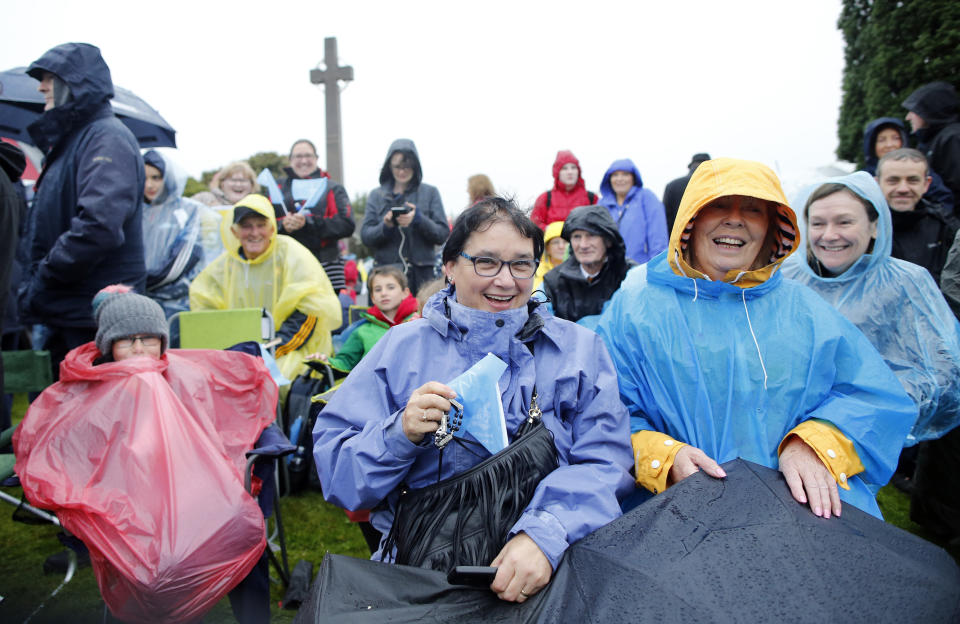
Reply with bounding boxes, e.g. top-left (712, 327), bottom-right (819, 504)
top-left (780, 171), bottom-right (960, 448)
top-left (598, 158), bottom-right (668, 264)
top-left (596, 157), bottom-right (917, 519)
top-left (141, 150), bottom-right (222, 317)
top-left (313, 197), bottom-right (633, 603)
